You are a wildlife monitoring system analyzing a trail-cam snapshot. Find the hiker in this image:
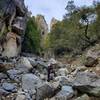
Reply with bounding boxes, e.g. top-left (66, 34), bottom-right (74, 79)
top-left (47, 58), bottom-right (57, 82)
